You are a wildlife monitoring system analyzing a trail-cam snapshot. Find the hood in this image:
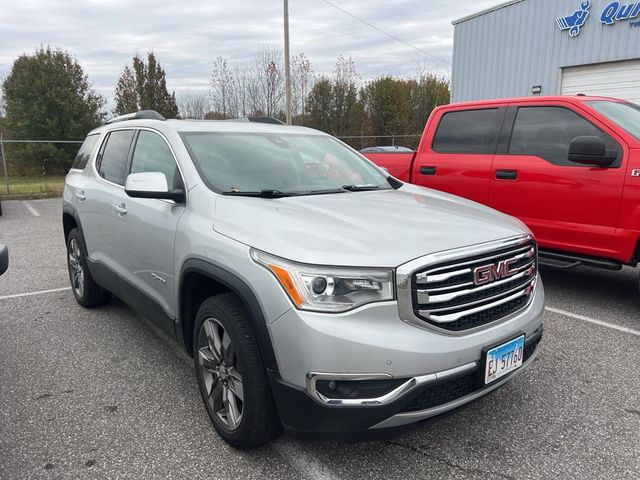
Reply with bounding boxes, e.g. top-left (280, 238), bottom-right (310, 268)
top-left (213, 184), bottom-right (531, 267)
